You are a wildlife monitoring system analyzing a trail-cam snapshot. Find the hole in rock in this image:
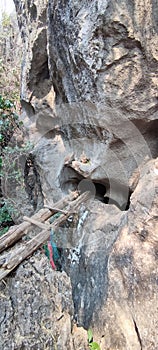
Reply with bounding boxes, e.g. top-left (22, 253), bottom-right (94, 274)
top-left (59, 166), bottom-right (131, 211)
top-left (104, 192), bottom-right (131, 210)
top-left (94, 182), bottom-right (107, 201)
top-left (94, 182), bottom-right (131, 210)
